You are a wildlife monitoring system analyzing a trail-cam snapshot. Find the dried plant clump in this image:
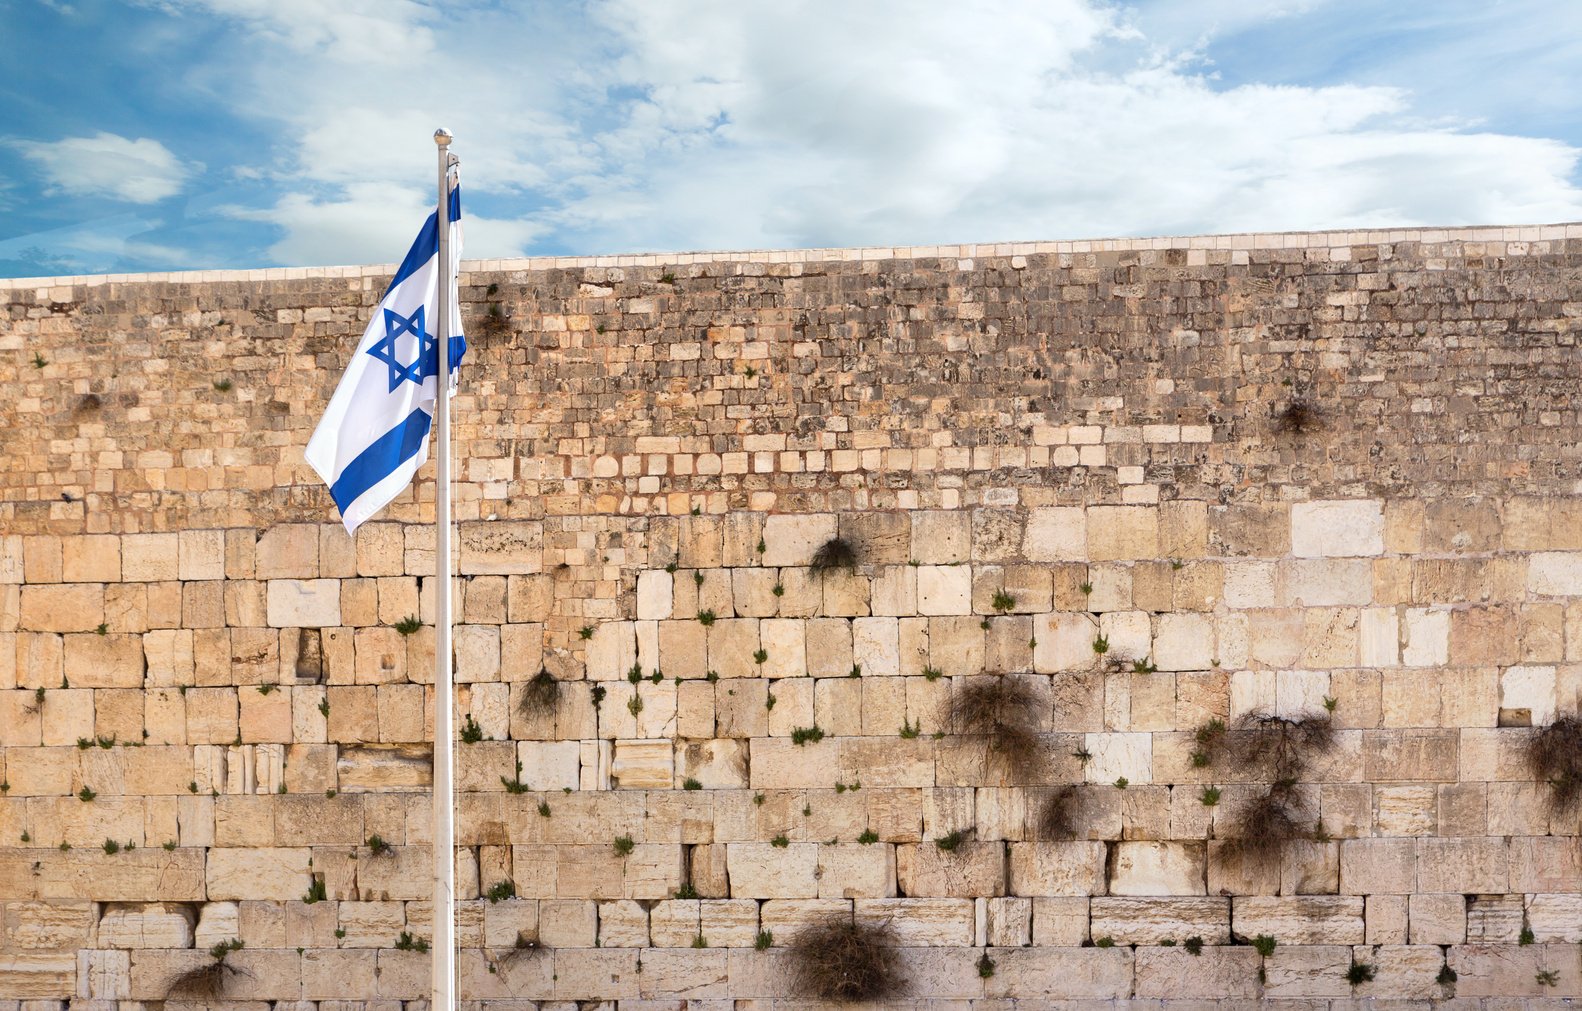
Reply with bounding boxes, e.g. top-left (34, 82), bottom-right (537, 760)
top-left (1274, 400), bottom-right (1320, 435)
top-left (787, 917), bottom-right (907, 1002)
top-left (1221, 783), bottom-right (1309, 868)
top-left (519, 668), bottom-right (561, 714)
top-left (809, 536), bottom-right (859, 574)
top-left (166, 940), bottom-right (249, 999)
top-left (494, 931), bottom-right (548, 976)
top-left (1204, 711), bottom-right (1334, 784)
top-left (942, 674), bottom-right (1045, 780)
top-left (1035, 785), bottom-right (1086, 841)
top-left (1525, 715), bottom-right (1582, 813)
